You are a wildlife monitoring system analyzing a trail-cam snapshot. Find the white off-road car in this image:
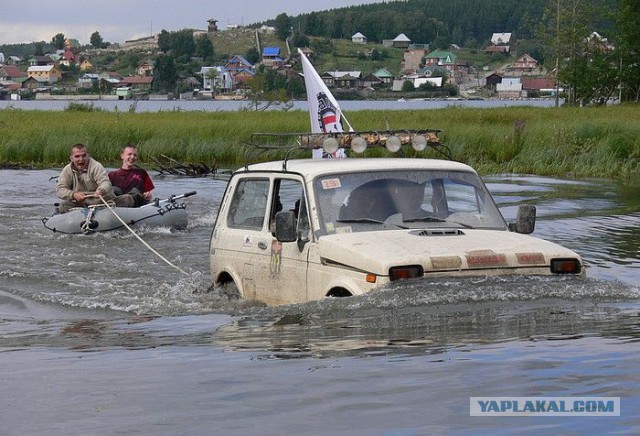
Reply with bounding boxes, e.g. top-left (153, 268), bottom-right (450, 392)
top-left (209, 131), bottom-right (583, 306)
